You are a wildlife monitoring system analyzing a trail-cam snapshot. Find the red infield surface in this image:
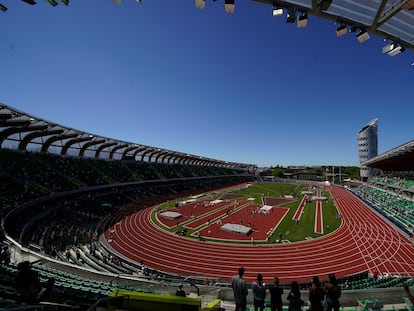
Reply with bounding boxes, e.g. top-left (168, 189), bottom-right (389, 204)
top-left (104, 186), bottom-right (414, 284)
